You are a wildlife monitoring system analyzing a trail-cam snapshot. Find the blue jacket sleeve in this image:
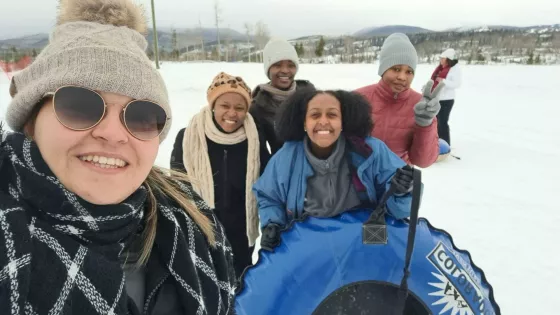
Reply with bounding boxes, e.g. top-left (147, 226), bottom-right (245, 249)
top-left (252, 153), bottom-right (289, 229)
top-left (371, 141), bottom-right (413, 219)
